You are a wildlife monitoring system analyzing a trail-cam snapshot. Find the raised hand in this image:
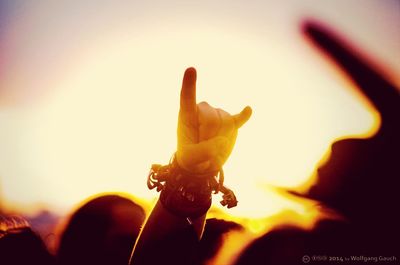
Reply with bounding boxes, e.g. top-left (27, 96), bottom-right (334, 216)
top-left (176, 67), bottom-right (252, 175)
